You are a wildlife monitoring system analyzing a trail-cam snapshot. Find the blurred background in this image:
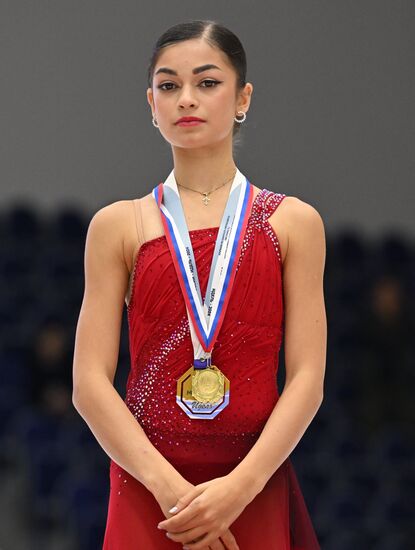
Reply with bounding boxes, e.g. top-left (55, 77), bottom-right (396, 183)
top-left (1, 1), bottom-right (414, 549)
